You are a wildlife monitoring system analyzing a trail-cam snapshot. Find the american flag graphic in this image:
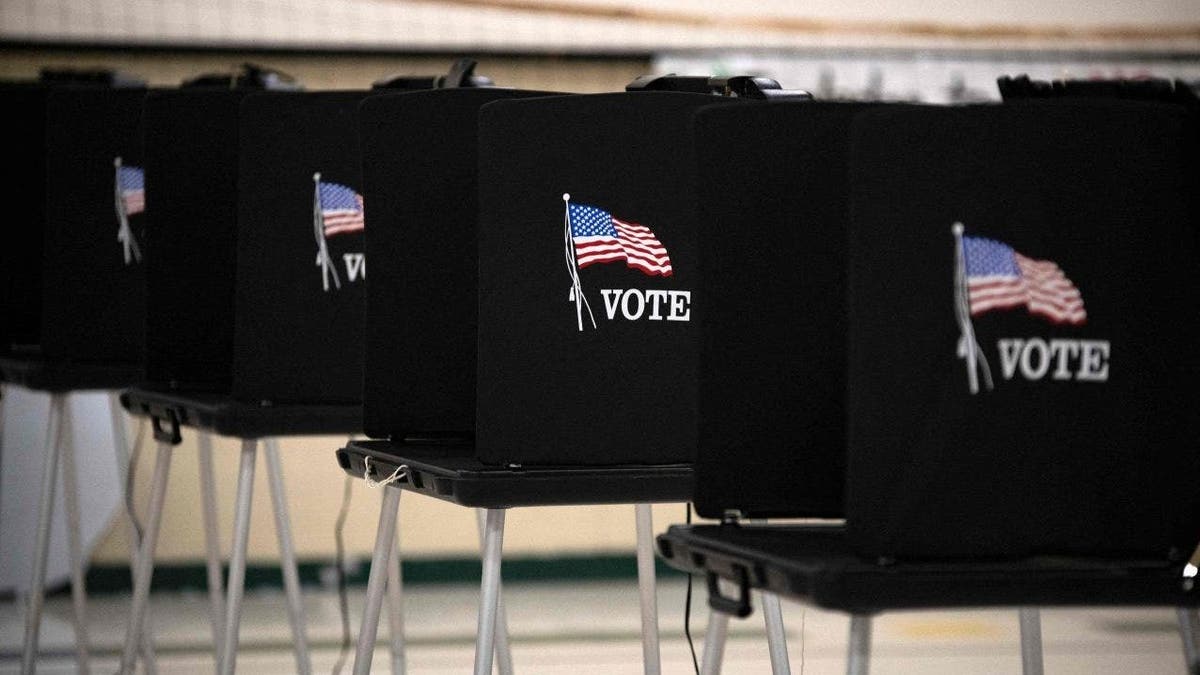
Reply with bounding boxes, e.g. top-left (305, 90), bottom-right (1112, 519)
top-left (317, 181), bottom-right (365, 237)
top-left (962, 235), bottom-right (1086, 325)
top-left (118, 165), bottom-right (144, 216)
top-left (569, 202), bottom-right (672, 277)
